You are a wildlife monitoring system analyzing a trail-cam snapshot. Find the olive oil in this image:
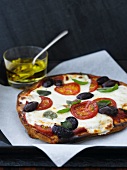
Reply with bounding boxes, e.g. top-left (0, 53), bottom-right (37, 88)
top-left (6, 58), bottom-right (47, 88)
